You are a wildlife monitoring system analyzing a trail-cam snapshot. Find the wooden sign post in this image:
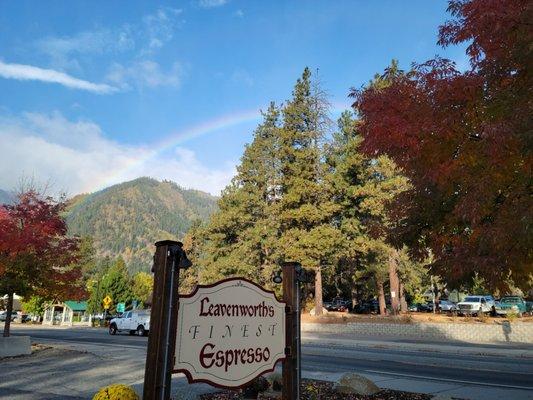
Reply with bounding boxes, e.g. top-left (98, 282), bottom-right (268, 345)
top-left (282, 262), bottom-right (302, 400)
top-left (143, 240), bottom-right (190, 400)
